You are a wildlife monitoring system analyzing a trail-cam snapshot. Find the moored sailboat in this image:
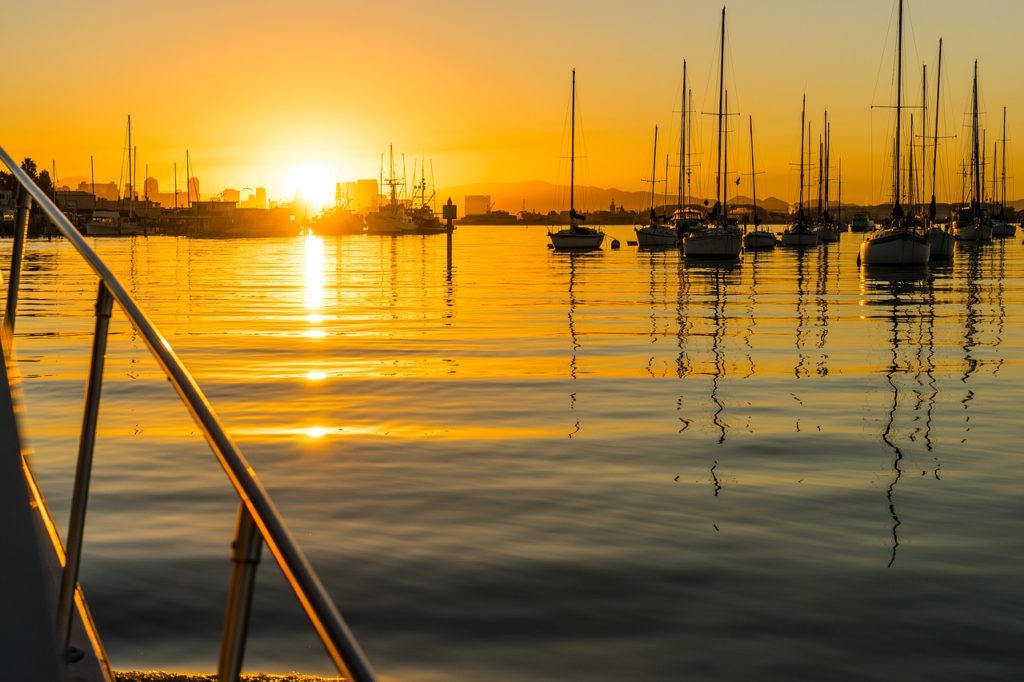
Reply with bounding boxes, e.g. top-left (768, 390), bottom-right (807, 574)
top-left (548, 69), bottom-right (604, 250)
top-left (743, 116), bottom-right (775, 250)
top-left (858, 0), bottom-right (930, 266)
top-left (635, 125), bottom-right (678, 247)
top-left (683, 7), bottom-right (741, 259)
top-left (952, 61), bottom-right (993, 243)
top-left (926, 39), bottom-right (954, 259)
top-left (780, 95), bottom-right (819, 248)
